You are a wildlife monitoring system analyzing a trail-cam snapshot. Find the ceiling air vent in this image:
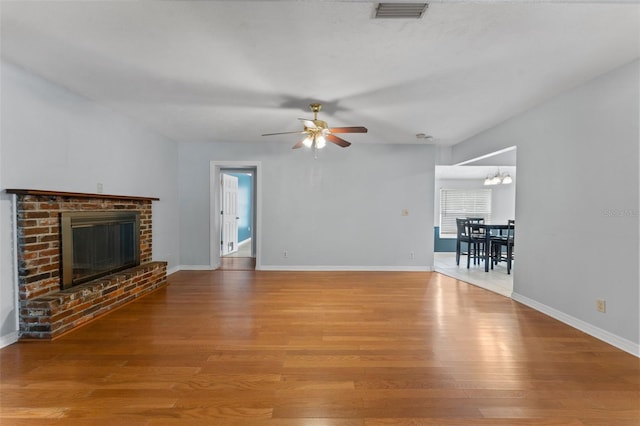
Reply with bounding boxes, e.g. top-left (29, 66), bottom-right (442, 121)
top-left (375, 3), bottom-right (428, 19)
